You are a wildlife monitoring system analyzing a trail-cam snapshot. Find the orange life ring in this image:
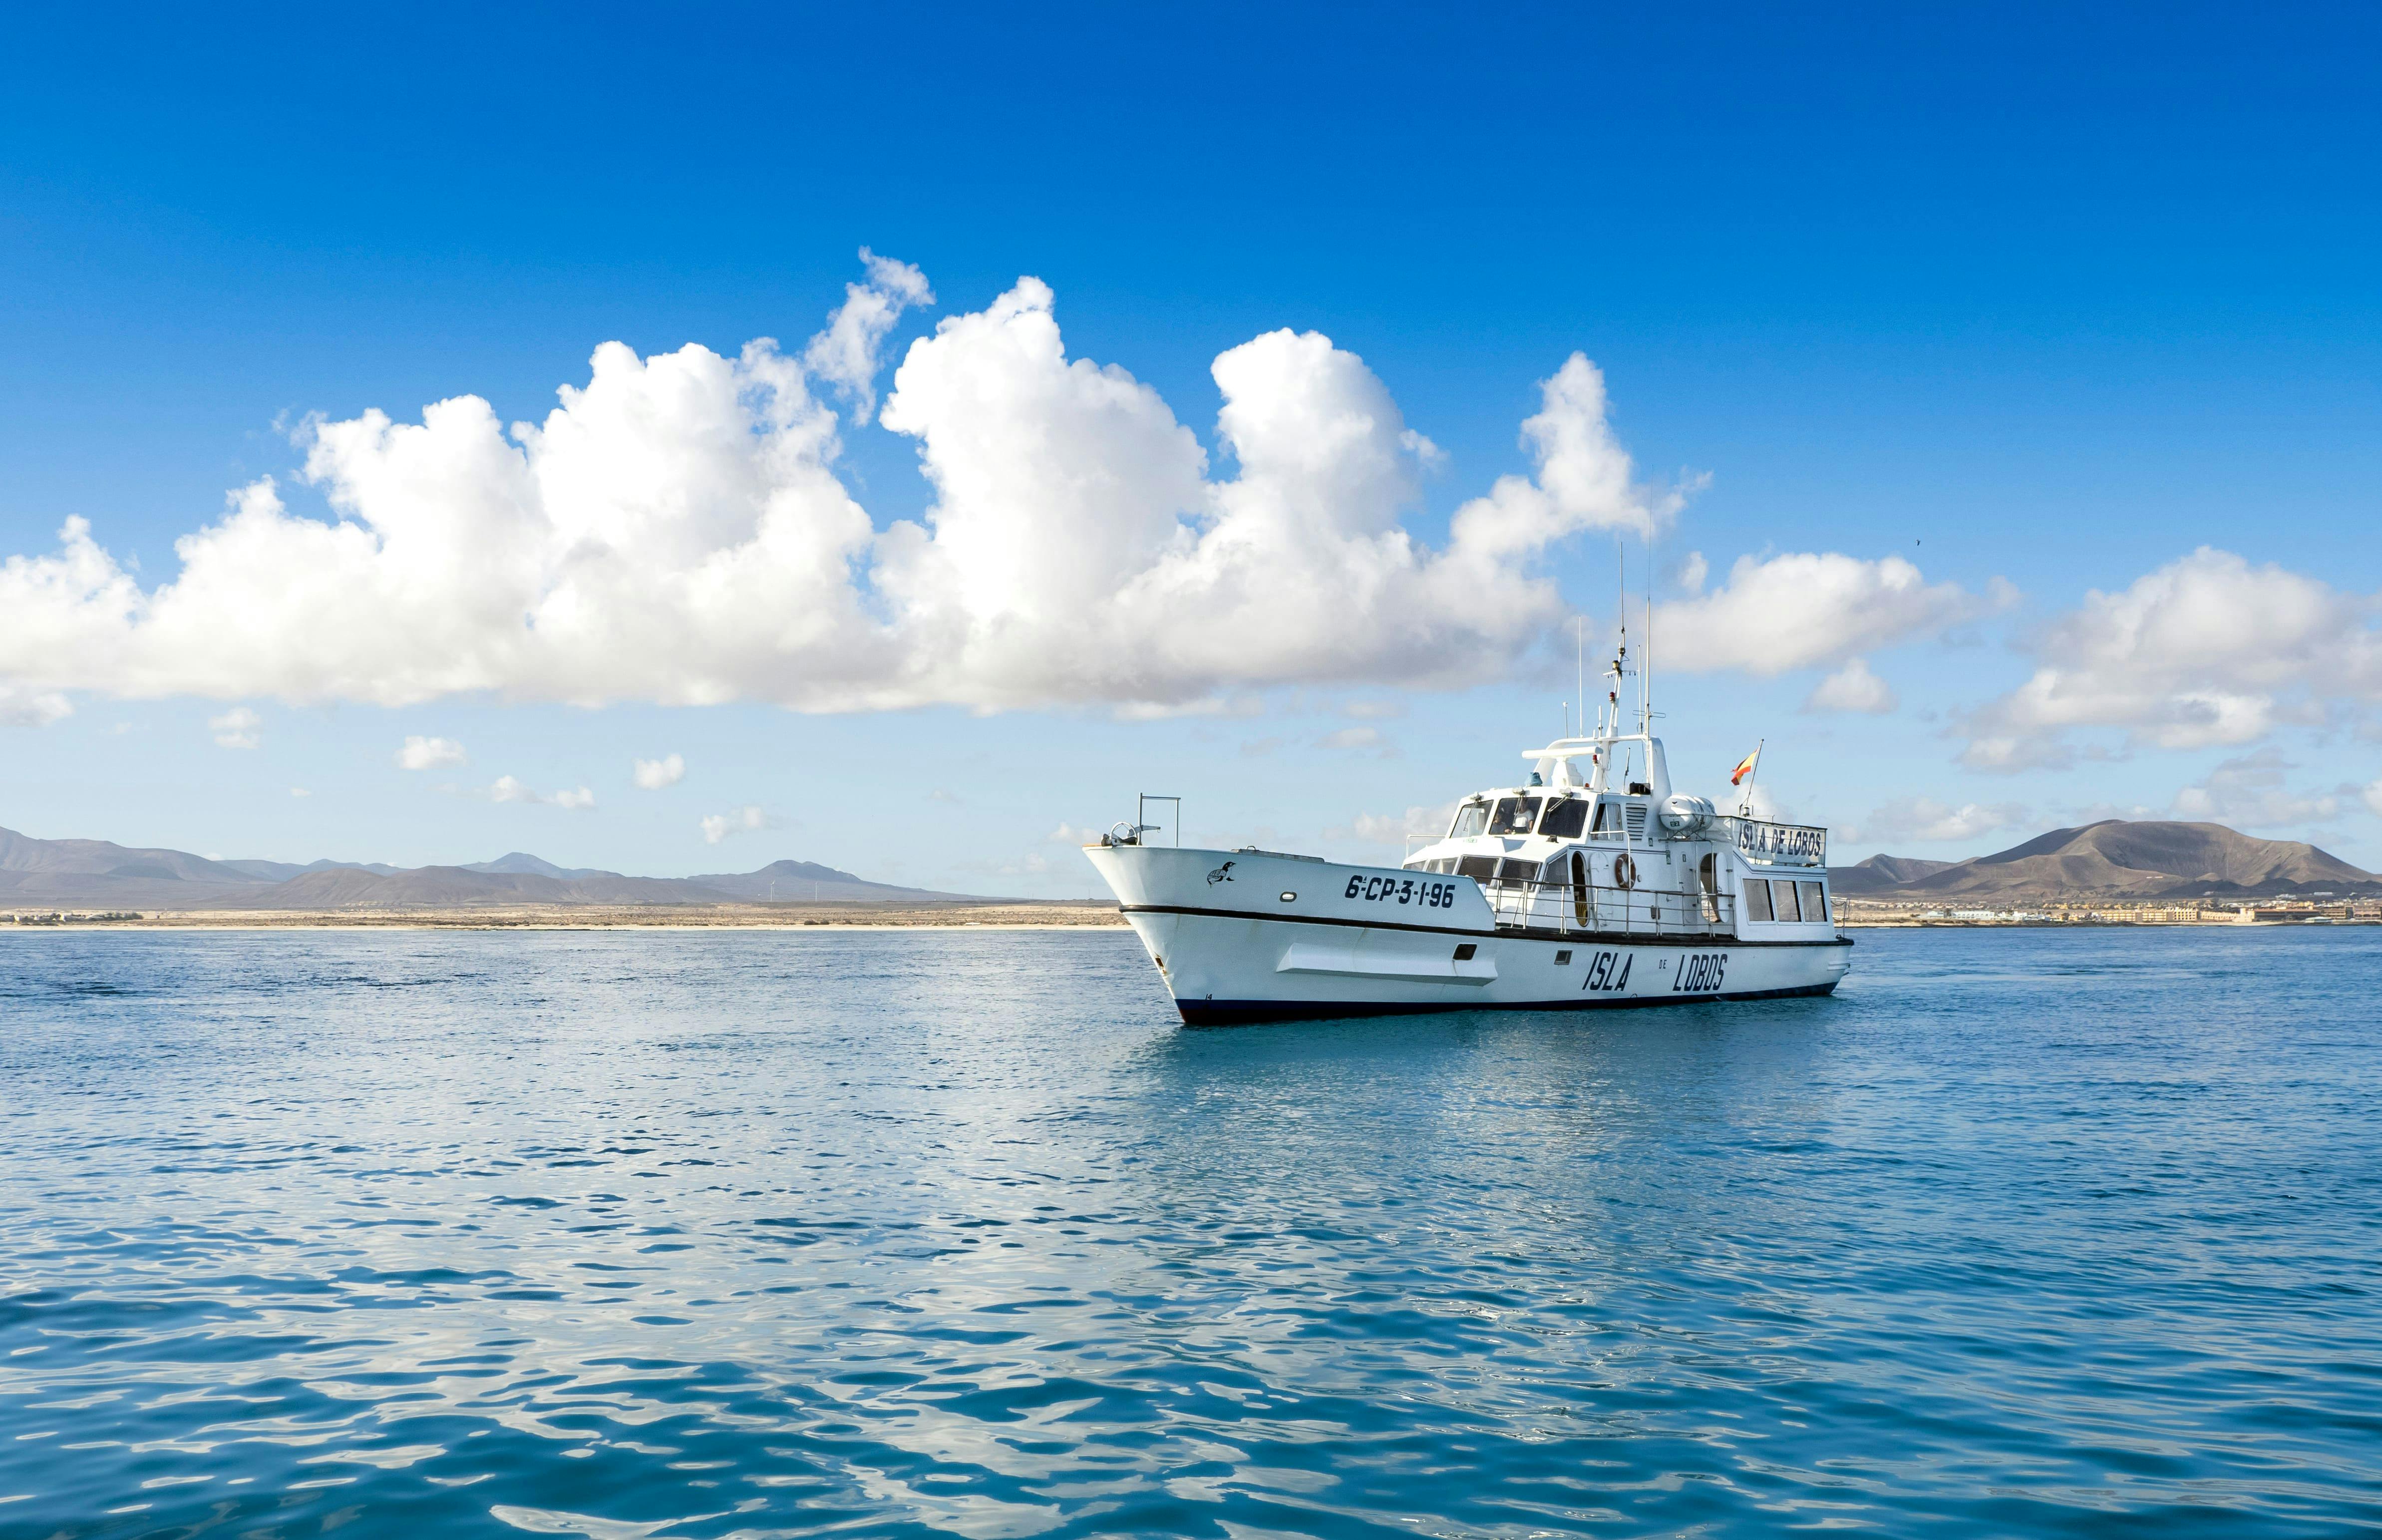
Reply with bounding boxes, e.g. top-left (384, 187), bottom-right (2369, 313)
top-left (1613, 854), bottom-right (1637, 890)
